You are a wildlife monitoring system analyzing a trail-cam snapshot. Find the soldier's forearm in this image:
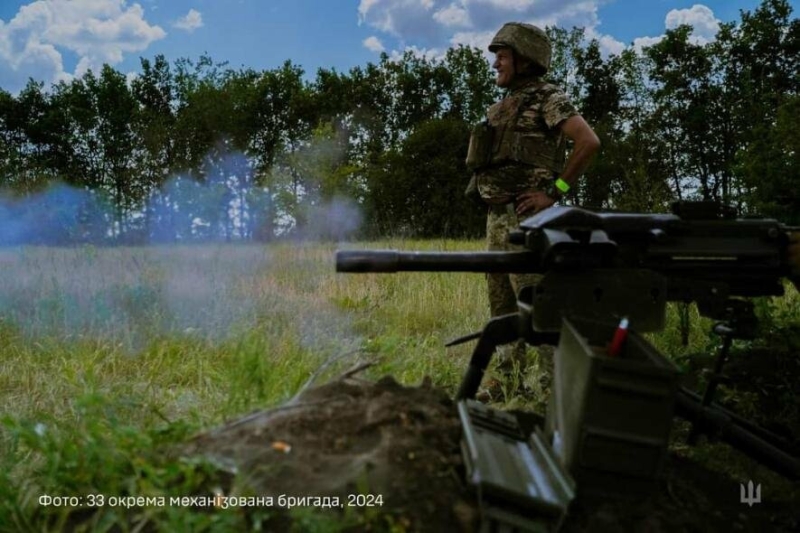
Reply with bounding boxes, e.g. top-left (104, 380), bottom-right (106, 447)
top-left (558, 136), bottom-right (600, 189)
top-left (556, 115), bottom-right (600, 190)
